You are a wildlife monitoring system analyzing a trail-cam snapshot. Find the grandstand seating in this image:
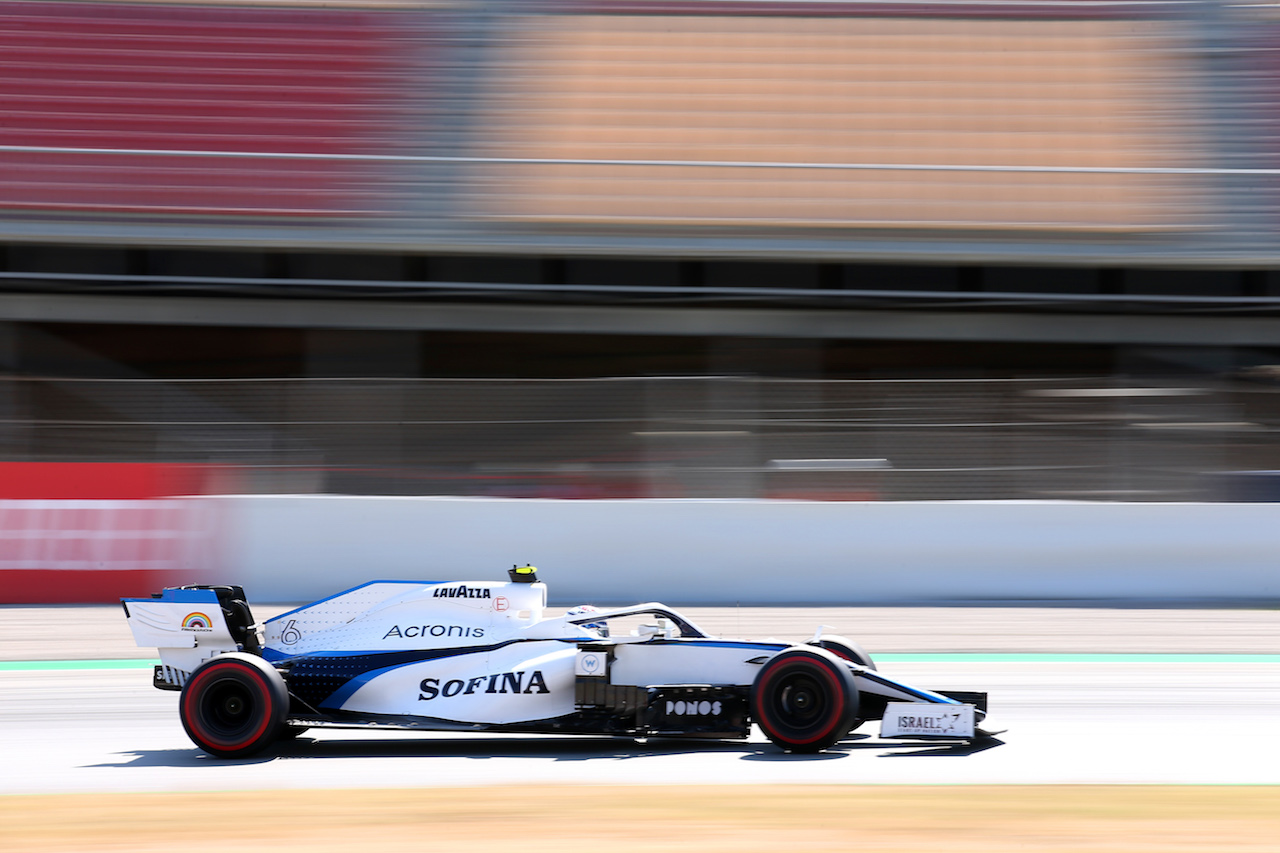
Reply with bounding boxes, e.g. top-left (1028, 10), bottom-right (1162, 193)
top-left (477, 12), bottom-right (1201, 231)
top-left (0, 1), bottom-right (415, 217)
